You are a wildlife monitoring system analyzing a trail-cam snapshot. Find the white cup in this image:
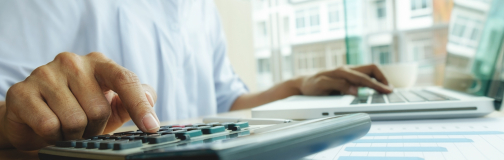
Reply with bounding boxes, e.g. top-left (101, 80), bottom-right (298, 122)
top-left (379, 63), bottom-right (419, 88)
